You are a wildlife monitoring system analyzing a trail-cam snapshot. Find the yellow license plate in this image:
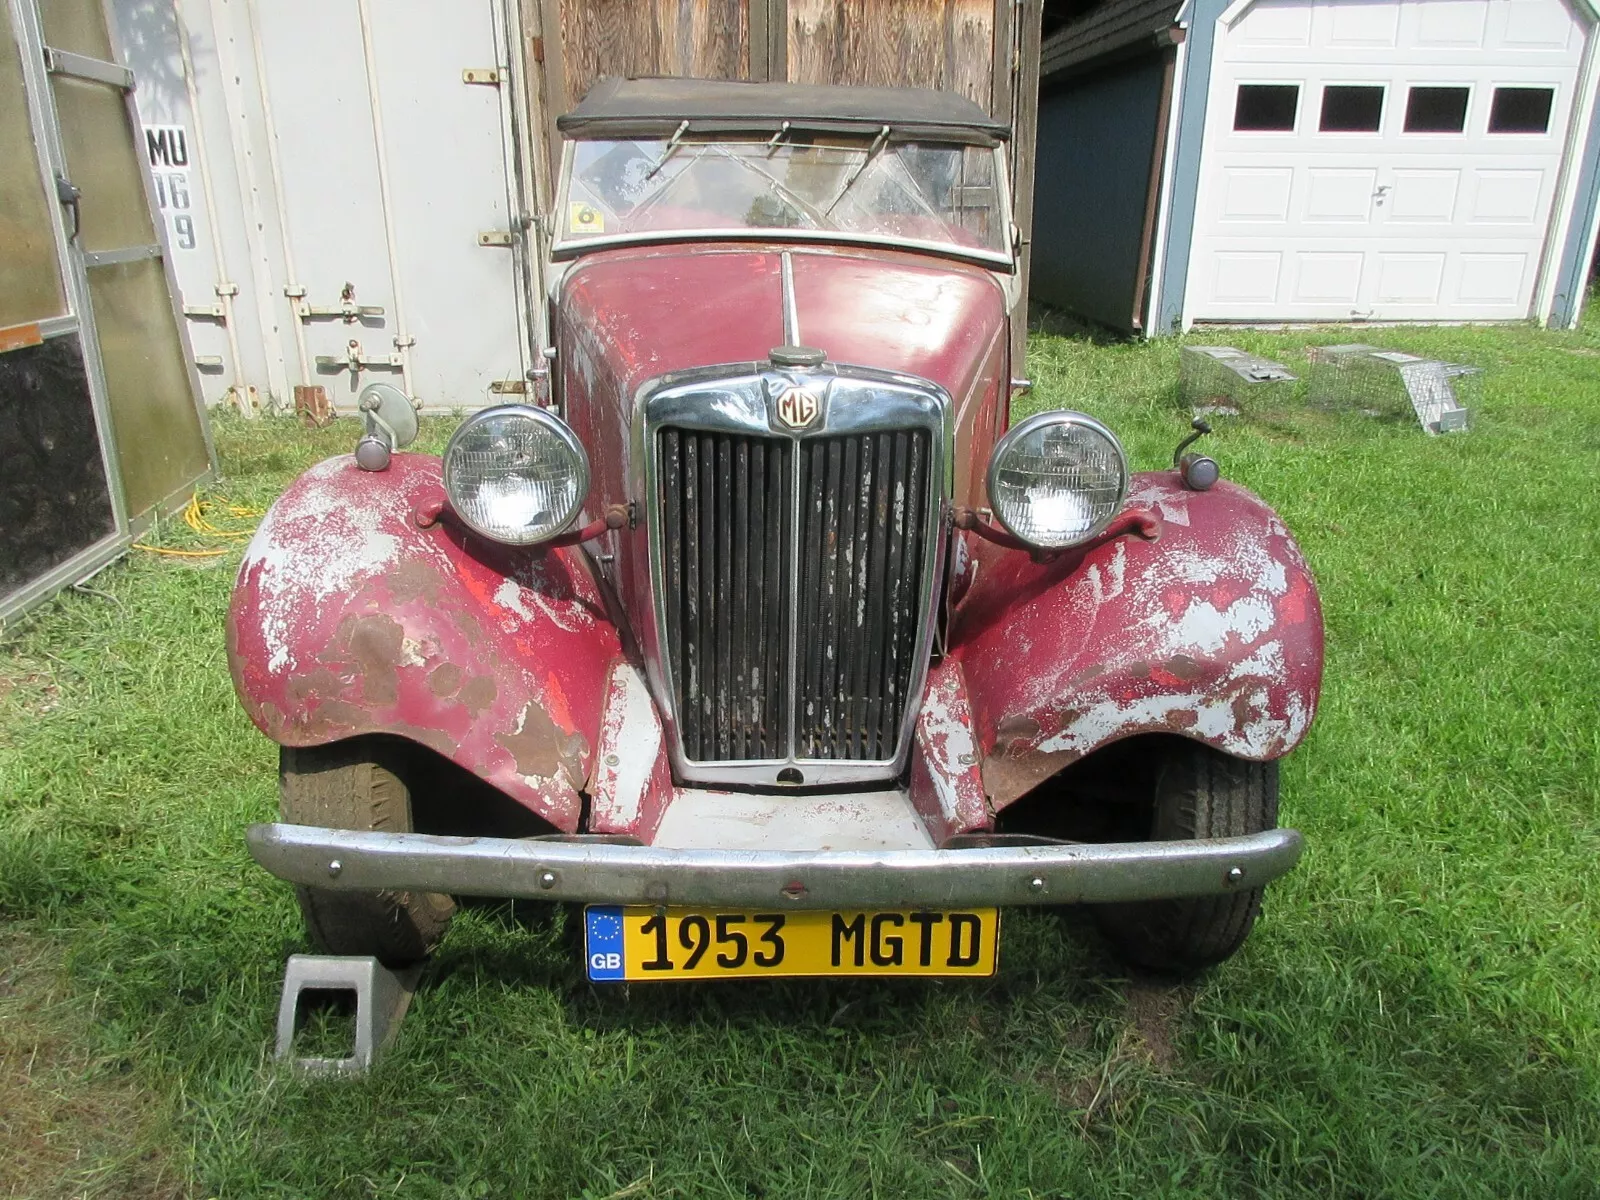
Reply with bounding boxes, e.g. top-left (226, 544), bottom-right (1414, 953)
top-left (583, 906), bottom-right (999, 981)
